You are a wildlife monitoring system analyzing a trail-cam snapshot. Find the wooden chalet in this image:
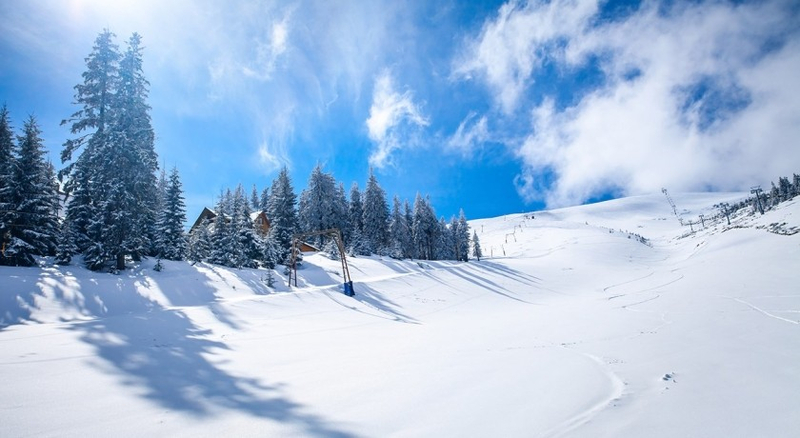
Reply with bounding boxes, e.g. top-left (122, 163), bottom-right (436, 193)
top-left (189, 207), bottom-right (271, 237)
